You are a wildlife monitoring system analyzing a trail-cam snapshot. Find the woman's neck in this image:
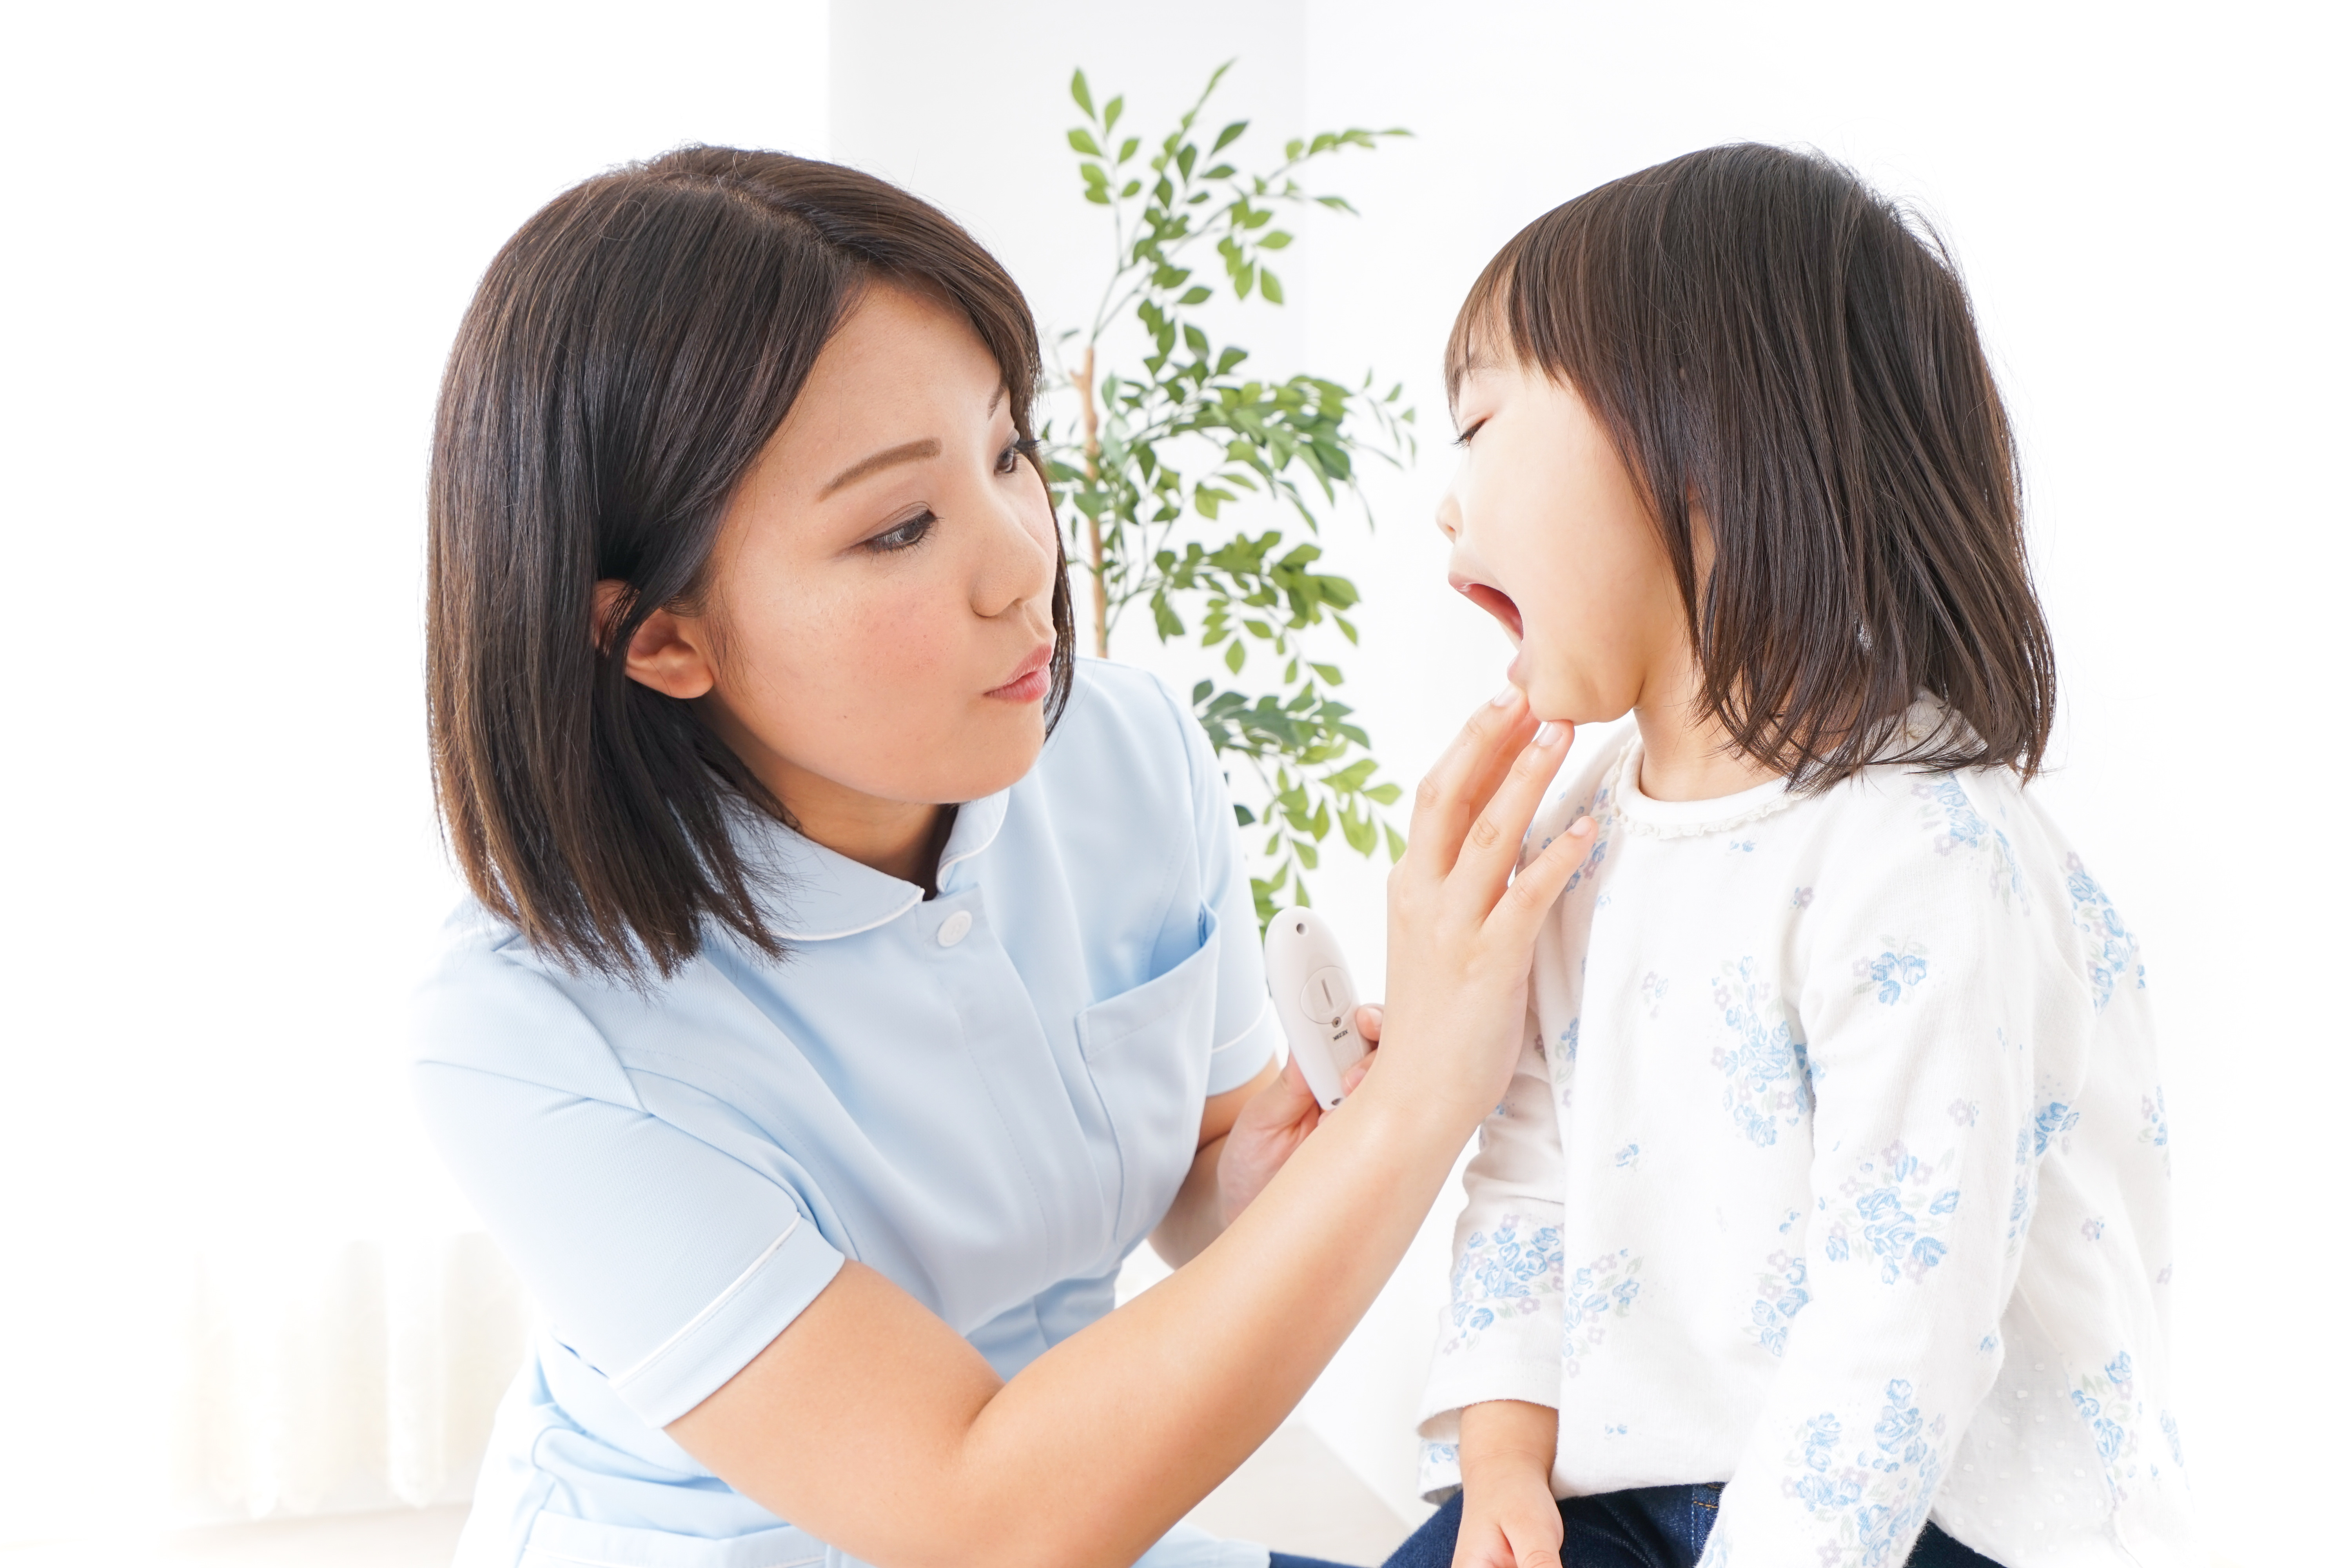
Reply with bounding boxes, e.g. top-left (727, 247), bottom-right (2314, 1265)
top-left (786, 778), bottom-right (957, 891)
